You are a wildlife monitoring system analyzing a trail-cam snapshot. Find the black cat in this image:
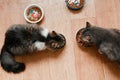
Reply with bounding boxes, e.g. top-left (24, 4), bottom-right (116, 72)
top-left (76, 22), bottom-right (120, 63)
top-left (0, 24), bottom-right (66, 73)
